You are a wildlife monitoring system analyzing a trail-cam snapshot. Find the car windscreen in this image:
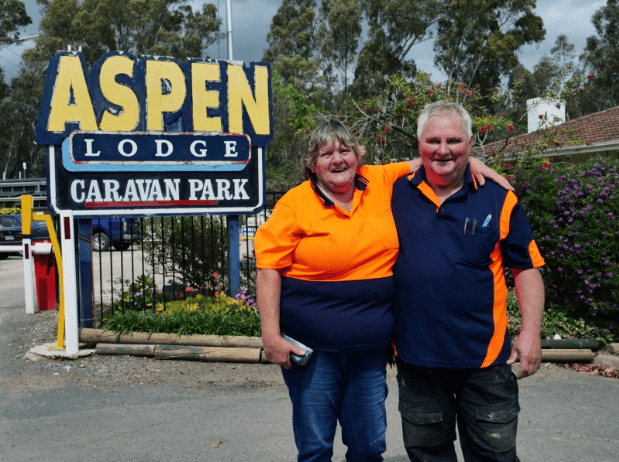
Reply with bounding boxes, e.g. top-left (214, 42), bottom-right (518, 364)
top-left (0, 216), bottom-right (20, 229)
